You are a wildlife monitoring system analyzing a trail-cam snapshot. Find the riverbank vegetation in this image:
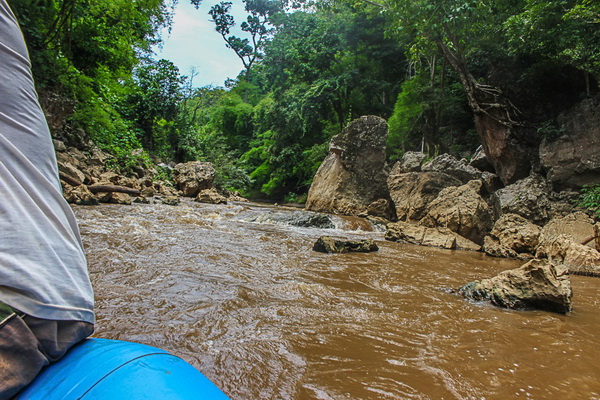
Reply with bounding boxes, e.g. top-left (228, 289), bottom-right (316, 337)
top-left (11, 0), bottom-right (599, 201)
